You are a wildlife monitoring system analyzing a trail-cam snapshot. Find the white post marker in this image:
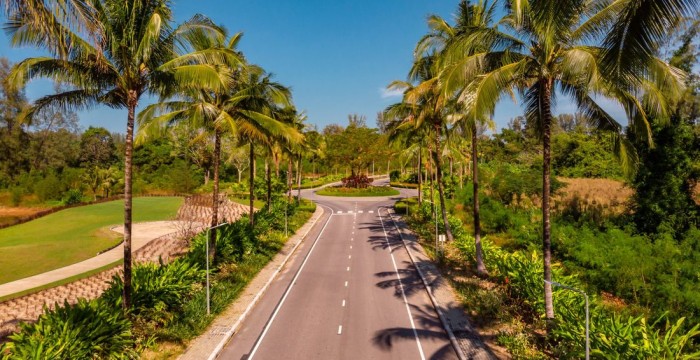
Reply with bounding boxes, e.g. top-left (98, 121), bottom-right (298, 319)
top-left (206, 222), bottom-right (230, 315)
